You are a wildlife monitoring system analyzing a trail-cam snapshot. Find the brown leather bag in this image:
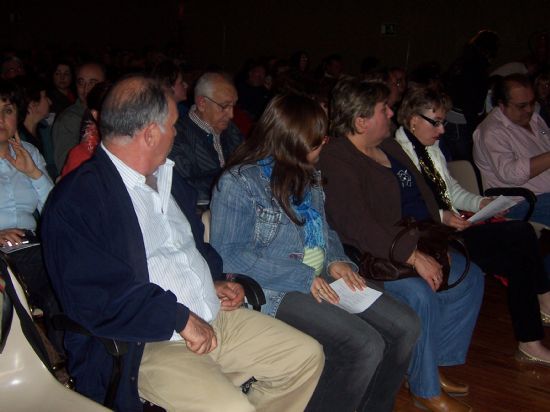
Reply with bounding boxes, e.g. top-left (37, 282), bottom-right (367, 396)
top-left (345, 218), bottom-right (470, 291)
